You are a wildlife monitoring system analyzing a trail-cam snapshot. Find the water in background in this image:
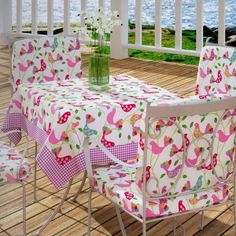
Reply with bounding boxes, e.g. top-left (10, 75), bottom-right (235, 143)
top-left (13, 0), bottom-right (236, 29)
